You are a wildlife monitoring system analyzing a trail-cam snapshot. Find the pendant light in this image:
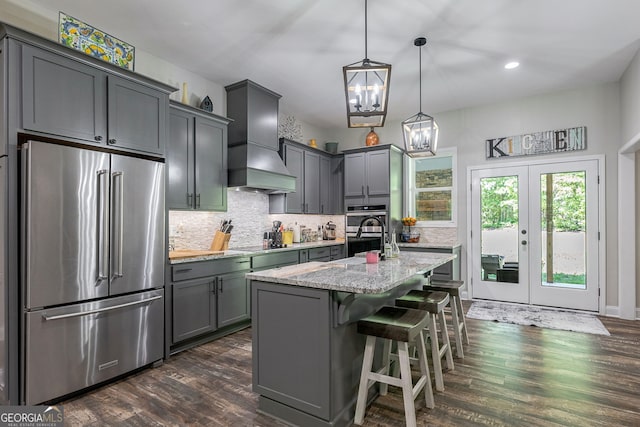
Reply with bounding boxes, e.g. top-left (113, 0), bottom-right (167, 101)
top-left (342, 0), bottom-right (391, 128)
top-left (402, 37), bottom-right (438, 157)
